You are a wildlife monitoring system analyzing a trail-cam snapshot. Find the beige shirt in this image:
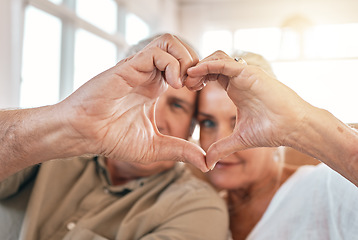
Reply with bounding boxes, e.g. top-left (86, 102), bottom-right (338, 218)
top-left (0, 155), bottom-right (228, 240)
